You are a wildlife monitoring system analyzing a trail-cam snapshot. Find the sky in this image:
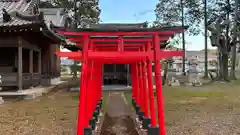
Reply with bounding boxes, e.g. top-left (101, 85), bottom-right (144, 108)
top-left (99, 0), bottom-right (215, 51)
